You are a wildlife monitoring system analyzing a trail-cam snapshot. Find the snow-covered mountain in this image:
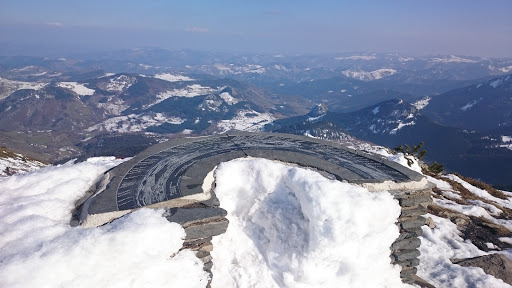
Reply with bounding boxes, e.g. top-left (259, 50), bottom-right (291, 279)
top-left (268, 99), bottom-right (512, 187)
top-left (422, 74), bottom-right (512, 131)
top-left (0, 73), bottom-right (297, 162)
